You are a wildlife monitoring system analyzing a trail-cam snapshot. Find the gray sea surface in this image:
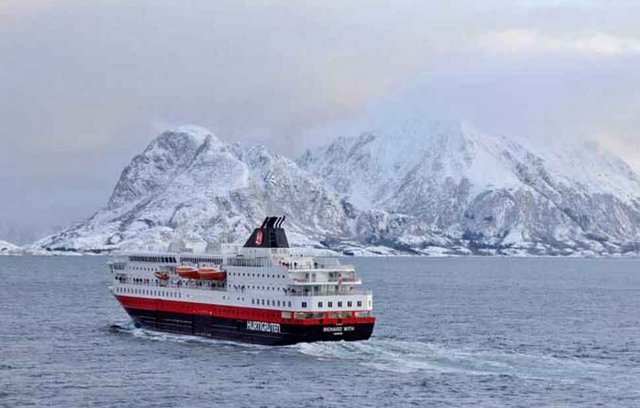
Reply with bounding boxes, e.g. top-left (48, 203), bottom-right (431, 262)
top-left (1, 256), bottom-right (640, 407)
